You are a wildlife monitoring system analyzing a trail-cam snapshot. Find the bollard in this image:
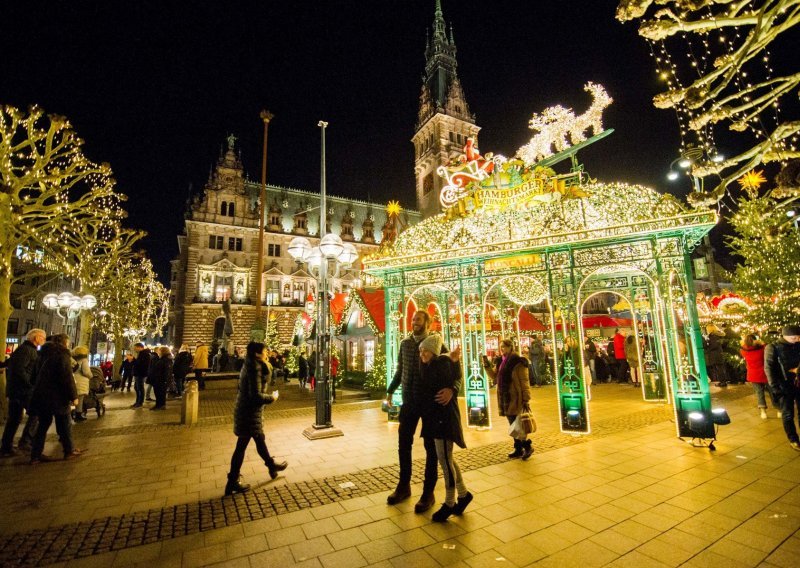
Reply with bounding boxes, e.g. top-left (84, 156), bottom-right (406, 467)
top-left (181, 380), bottom-right (199, 426)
